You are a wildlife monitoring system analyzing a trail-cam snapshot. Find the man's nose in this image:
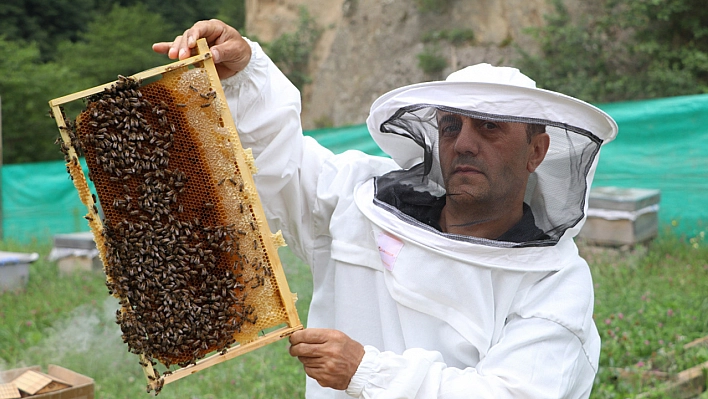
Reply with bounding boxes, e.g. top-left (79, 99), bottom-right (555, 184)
top-left (452, 122), bottom-right (480, 155)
